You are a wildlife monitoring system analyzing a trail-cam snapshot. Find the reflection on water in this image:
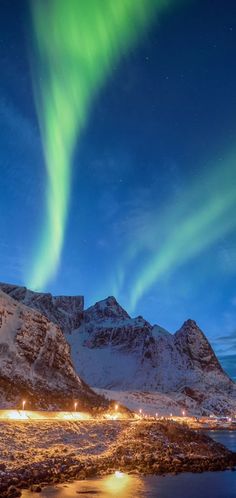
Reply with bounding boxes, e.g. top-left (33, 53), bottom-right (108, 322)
top-left (102, 471), bottom-right (144, 495)
top-left (22, 431), bottom-right (236, 498)
top-left (22, 471), bottom-right (236, 498)
top-left (23, 472), bottom-right (145, 497)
